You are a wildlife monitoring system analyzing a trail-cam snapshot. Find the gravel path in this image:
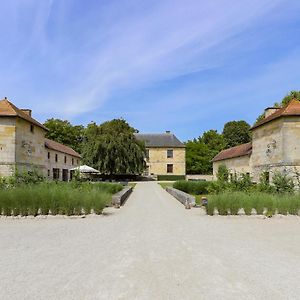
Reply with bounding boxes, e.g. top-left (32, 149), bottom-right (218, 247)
top-left (1, 182), bottom-right (300, 300)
